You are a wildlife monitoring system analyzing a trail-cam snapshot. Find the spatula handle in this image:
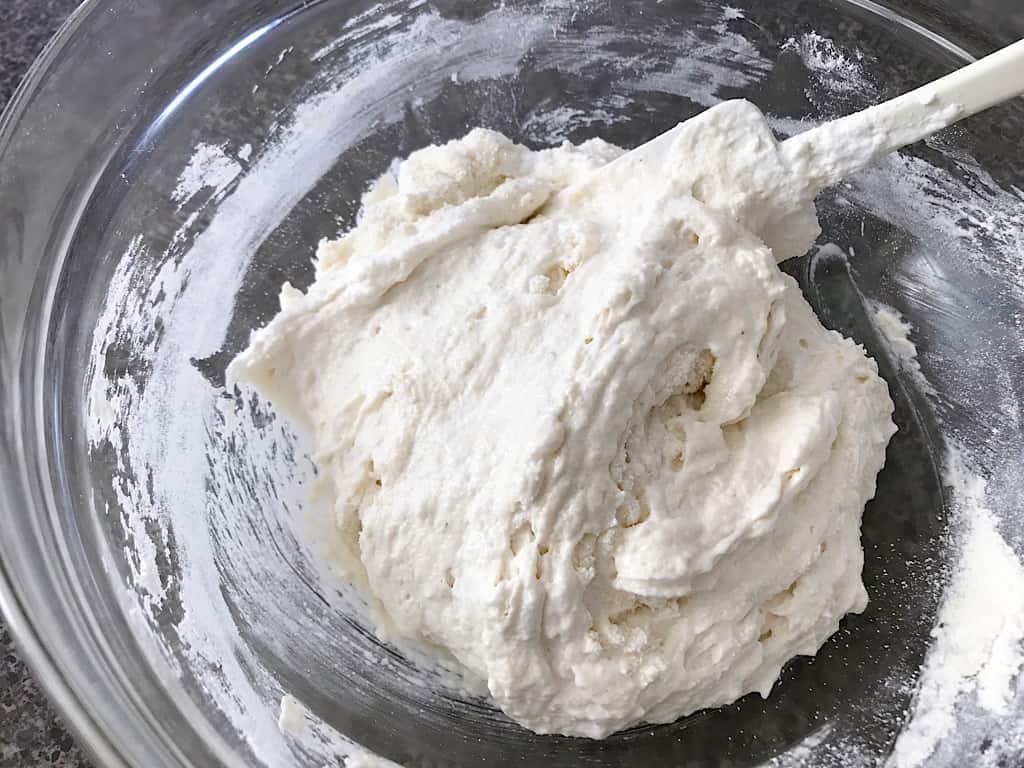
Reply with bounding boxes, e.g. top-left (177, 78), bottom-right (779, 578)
top-left (782, 38), bottom-right (1024, 190)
